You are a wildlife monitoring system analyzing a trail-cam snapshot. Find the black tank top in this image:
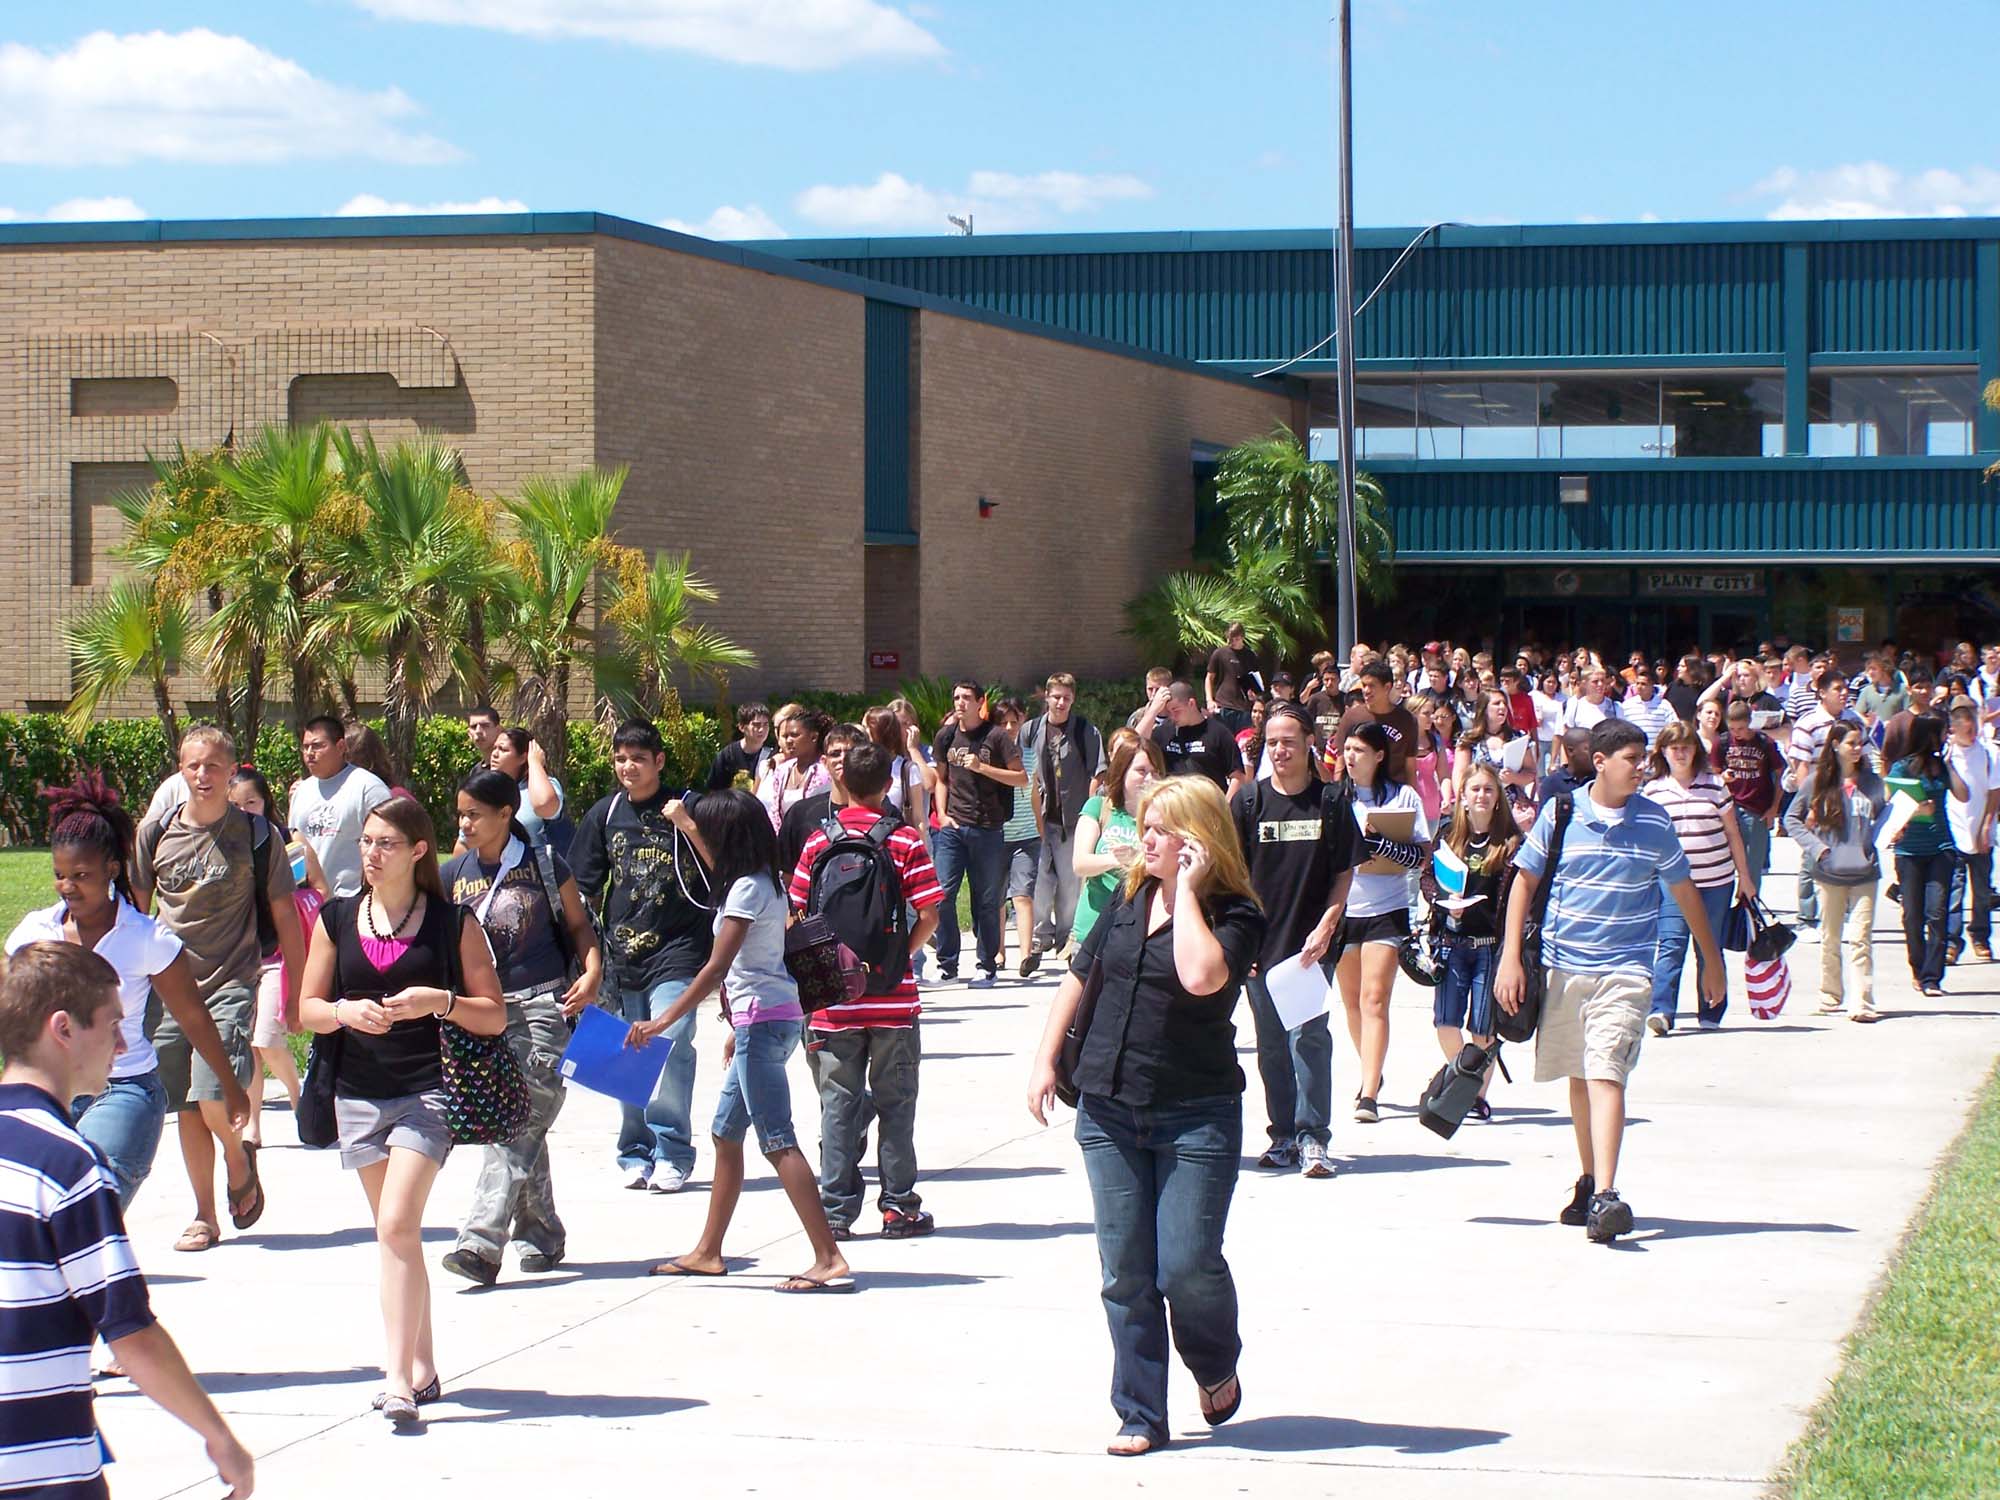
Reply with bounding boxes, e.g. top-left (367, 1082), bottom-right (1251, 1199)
top-left (324, 892), bottom-right (458, 1100)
